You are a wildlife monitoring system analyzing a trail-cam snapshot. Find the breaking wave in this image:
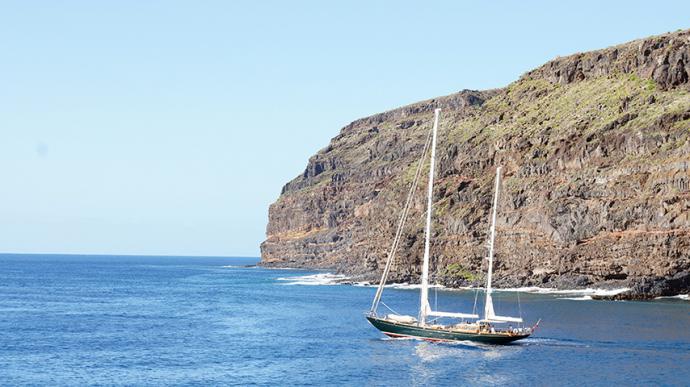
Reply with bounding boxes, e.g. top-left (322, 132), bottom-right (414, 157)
top-left (655, 294), bottom-right (689, 300)
top-left (494, 287), bottom-right (630, 296)
top-left (559, 296), bottom-right (594, 301)
top-left (273, 272), bottom-right (631, 300)
top-left (386, 283), bottom-right (445, 290)
top-left (276, 273), bottom-right (349, 286)
top-left (276, 275), bottom-right (447, 289)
